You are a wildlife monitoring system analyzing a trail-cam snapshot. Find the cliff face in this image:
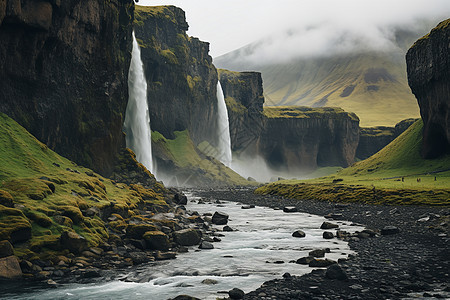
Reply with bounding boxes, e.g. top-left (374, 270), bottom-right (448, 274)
top-left (406, 19), bottom-right (450, 158)
top-left (134, 6), bottom-right (218, 146)
top-left (0, 0), bottom-right (134, 176)
top-left (261, 107), bottom-right (360, 171)
top-left (218, 70), bottom-right (264, 153)
top-left (356, 118), bottom-right (418, 160)
top-left (219, 69), bottom-right (360, 171)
